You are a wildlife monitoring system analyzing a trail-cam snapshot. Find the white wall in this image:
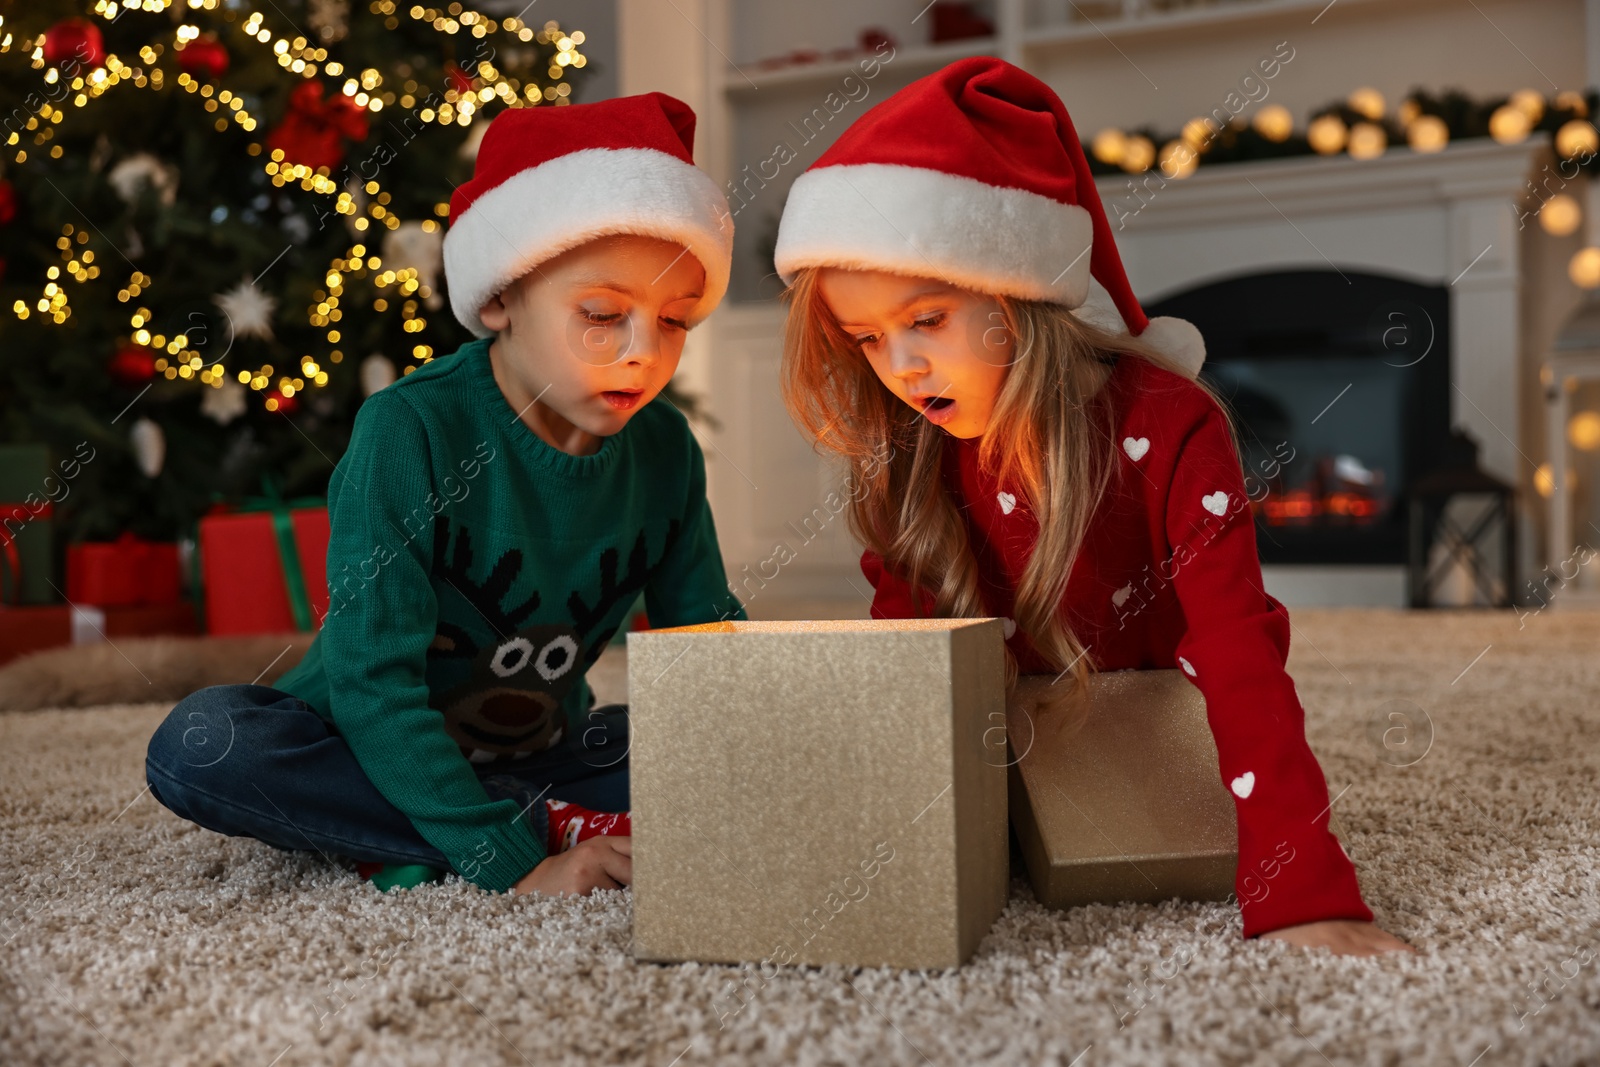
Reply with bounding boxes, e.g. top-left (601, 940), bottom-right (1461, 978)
top-left (1028, 0), bottom-right (1585, 138)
